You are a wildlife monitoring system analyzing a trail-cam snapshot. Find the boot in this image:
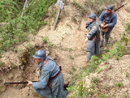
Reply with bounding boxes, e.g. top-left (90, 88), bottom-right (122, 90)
top-left (64, 82), bottom-right (69, 90)
top-left (105, 38), bottom-right (109, 46)
top-left (82, 61), bottom-right (89, 67)
top-left (100, 41), bottom-right (103, 47)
